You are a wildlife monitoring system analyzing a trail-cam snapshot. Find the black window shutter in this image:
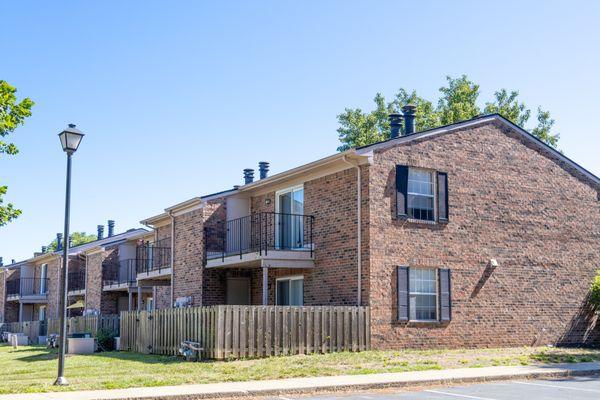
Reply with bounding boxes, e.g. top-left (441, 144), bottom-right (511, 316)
top-left (396, 165), bottom-right (409, 217)
top-left (397, 266), bottom-right (409, 321)
top-left (438, 268), bottom-right (452, 321)
top-left (437, 172), bottom-right (449, 222)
